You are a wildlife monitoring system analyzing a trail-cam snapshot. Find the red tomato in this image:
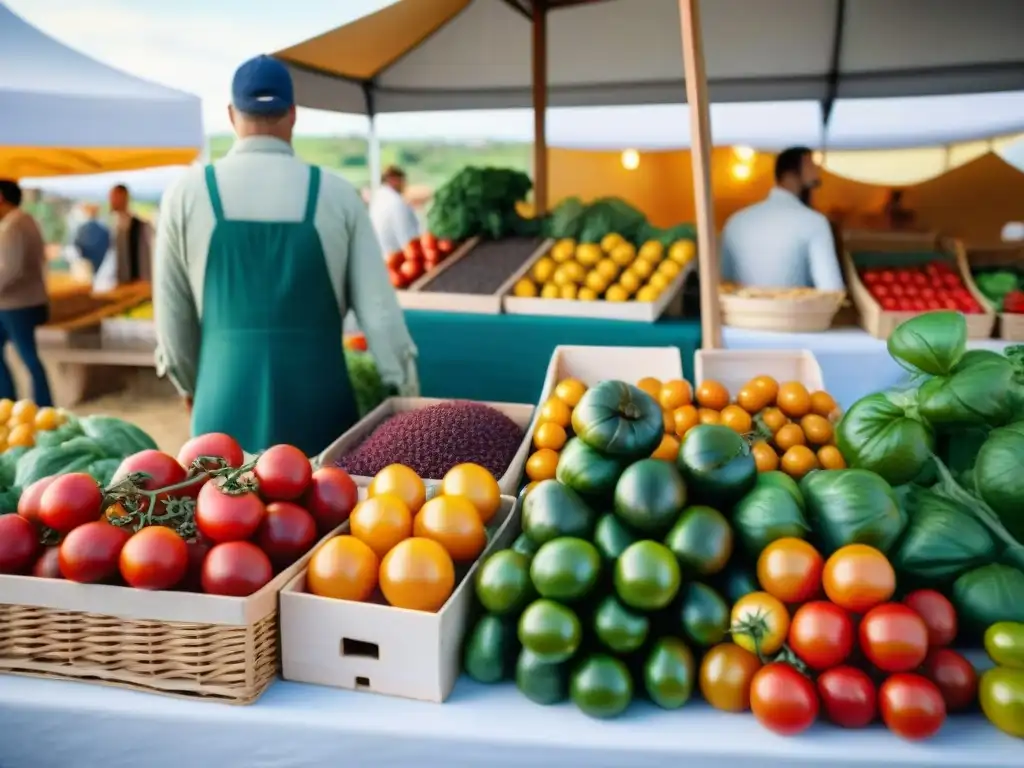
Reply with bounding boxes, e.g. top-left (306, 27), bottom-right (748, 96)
top-left (0, 514), bottom-right (38, 574)
top-left (385, 251), bottom-right (404, 270)
top-left (17, 475), bottom-right (56, 527)
top-left (879, 673), bottom-right (946, 741)
top-left (256, 501), bottom-right (318, 566)
top-left (120, 526), bottom-right (189, 590)
top-left (788, 601), bottom-right (854, 670)
top-left (303, 467), bottom-right (358, 534)
top-left (890, 284), bottom-right (905, 298)
top-left (880, 297), bottom-right (899, 311)
top-left (903, 589), bottom-right (957, 647)
top-left (859, 603), bottom-right (929, 673)
top-left (195, 481), bottom-right (266, 543)
top-left (255, 444), bottom-right (312, 501)
top-left (404, 239), bottom-right (423, 261)
top-left (437, 239), bottom-right (455, 255)
top-left (112, 449), bottom-right (186, 494)
top-left (749, 663), bottom-right (819, 736)
top-left (873, 284), bottom-right (891, 298)
top-left (32, 546), bottom-right (63, 579)
top-left (756, 538), bottom-right (823, 604)
top-left (399, 260), bottom-right (423, 282)
top-left (39, 473), bottom-right (103, 534)
top-left (421, 232), bottom-right (438, 250)
top-left (201, 541), bottom-right (274, 597)
top-left (817, 666), bottom-right (877, 728)
top-left (862, 271), bottom-right (880, 285)
top-left (922, 648), bottom-right (977, 713)
top-left (177, 432), bottom-right (244, 472)
top-left (879, 270), bottom-right (896, 284)
top-left (388, 268), bottom-right (406, 289)
top-left (58, 521), bottom-right (130, 583)
top-left (180, 538), bottom-right (211, 592)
